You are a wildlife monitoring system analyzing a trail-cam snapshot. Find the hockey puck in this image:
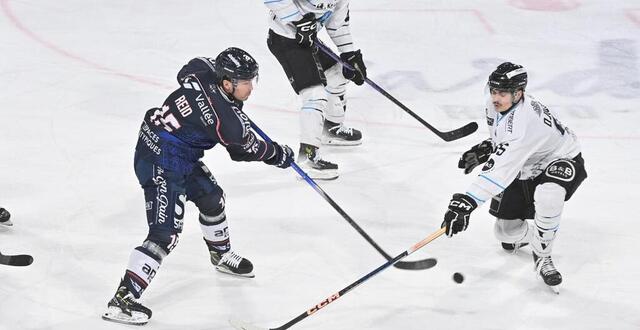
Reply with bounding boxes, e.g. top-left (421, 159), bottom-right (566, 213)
top-left (452, 272), bottom-right (464, 284)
